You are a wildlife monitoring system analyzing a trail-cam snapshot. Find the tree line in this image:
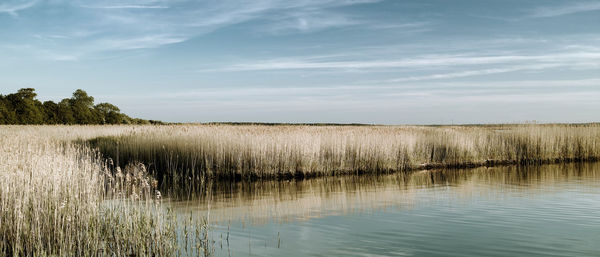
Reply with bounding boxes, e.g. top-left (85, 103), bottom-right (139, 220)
top-left (0, 88), bottom-right (161, 125)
